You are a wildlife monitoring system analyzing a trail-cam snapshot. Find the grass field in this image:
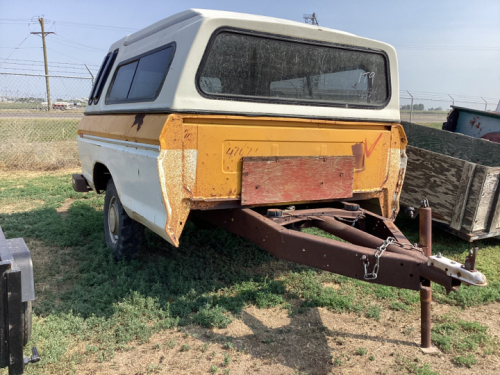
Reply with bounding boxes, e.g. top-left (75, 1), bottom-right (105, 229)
top-left (416, 122), bottom-right (442, 130)
top-left (0, 170), bottom-right (499, 374)
top-left (0, 118), bottom-right (80, 170)
top-left (0, 118), bottom-right (79, 142)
